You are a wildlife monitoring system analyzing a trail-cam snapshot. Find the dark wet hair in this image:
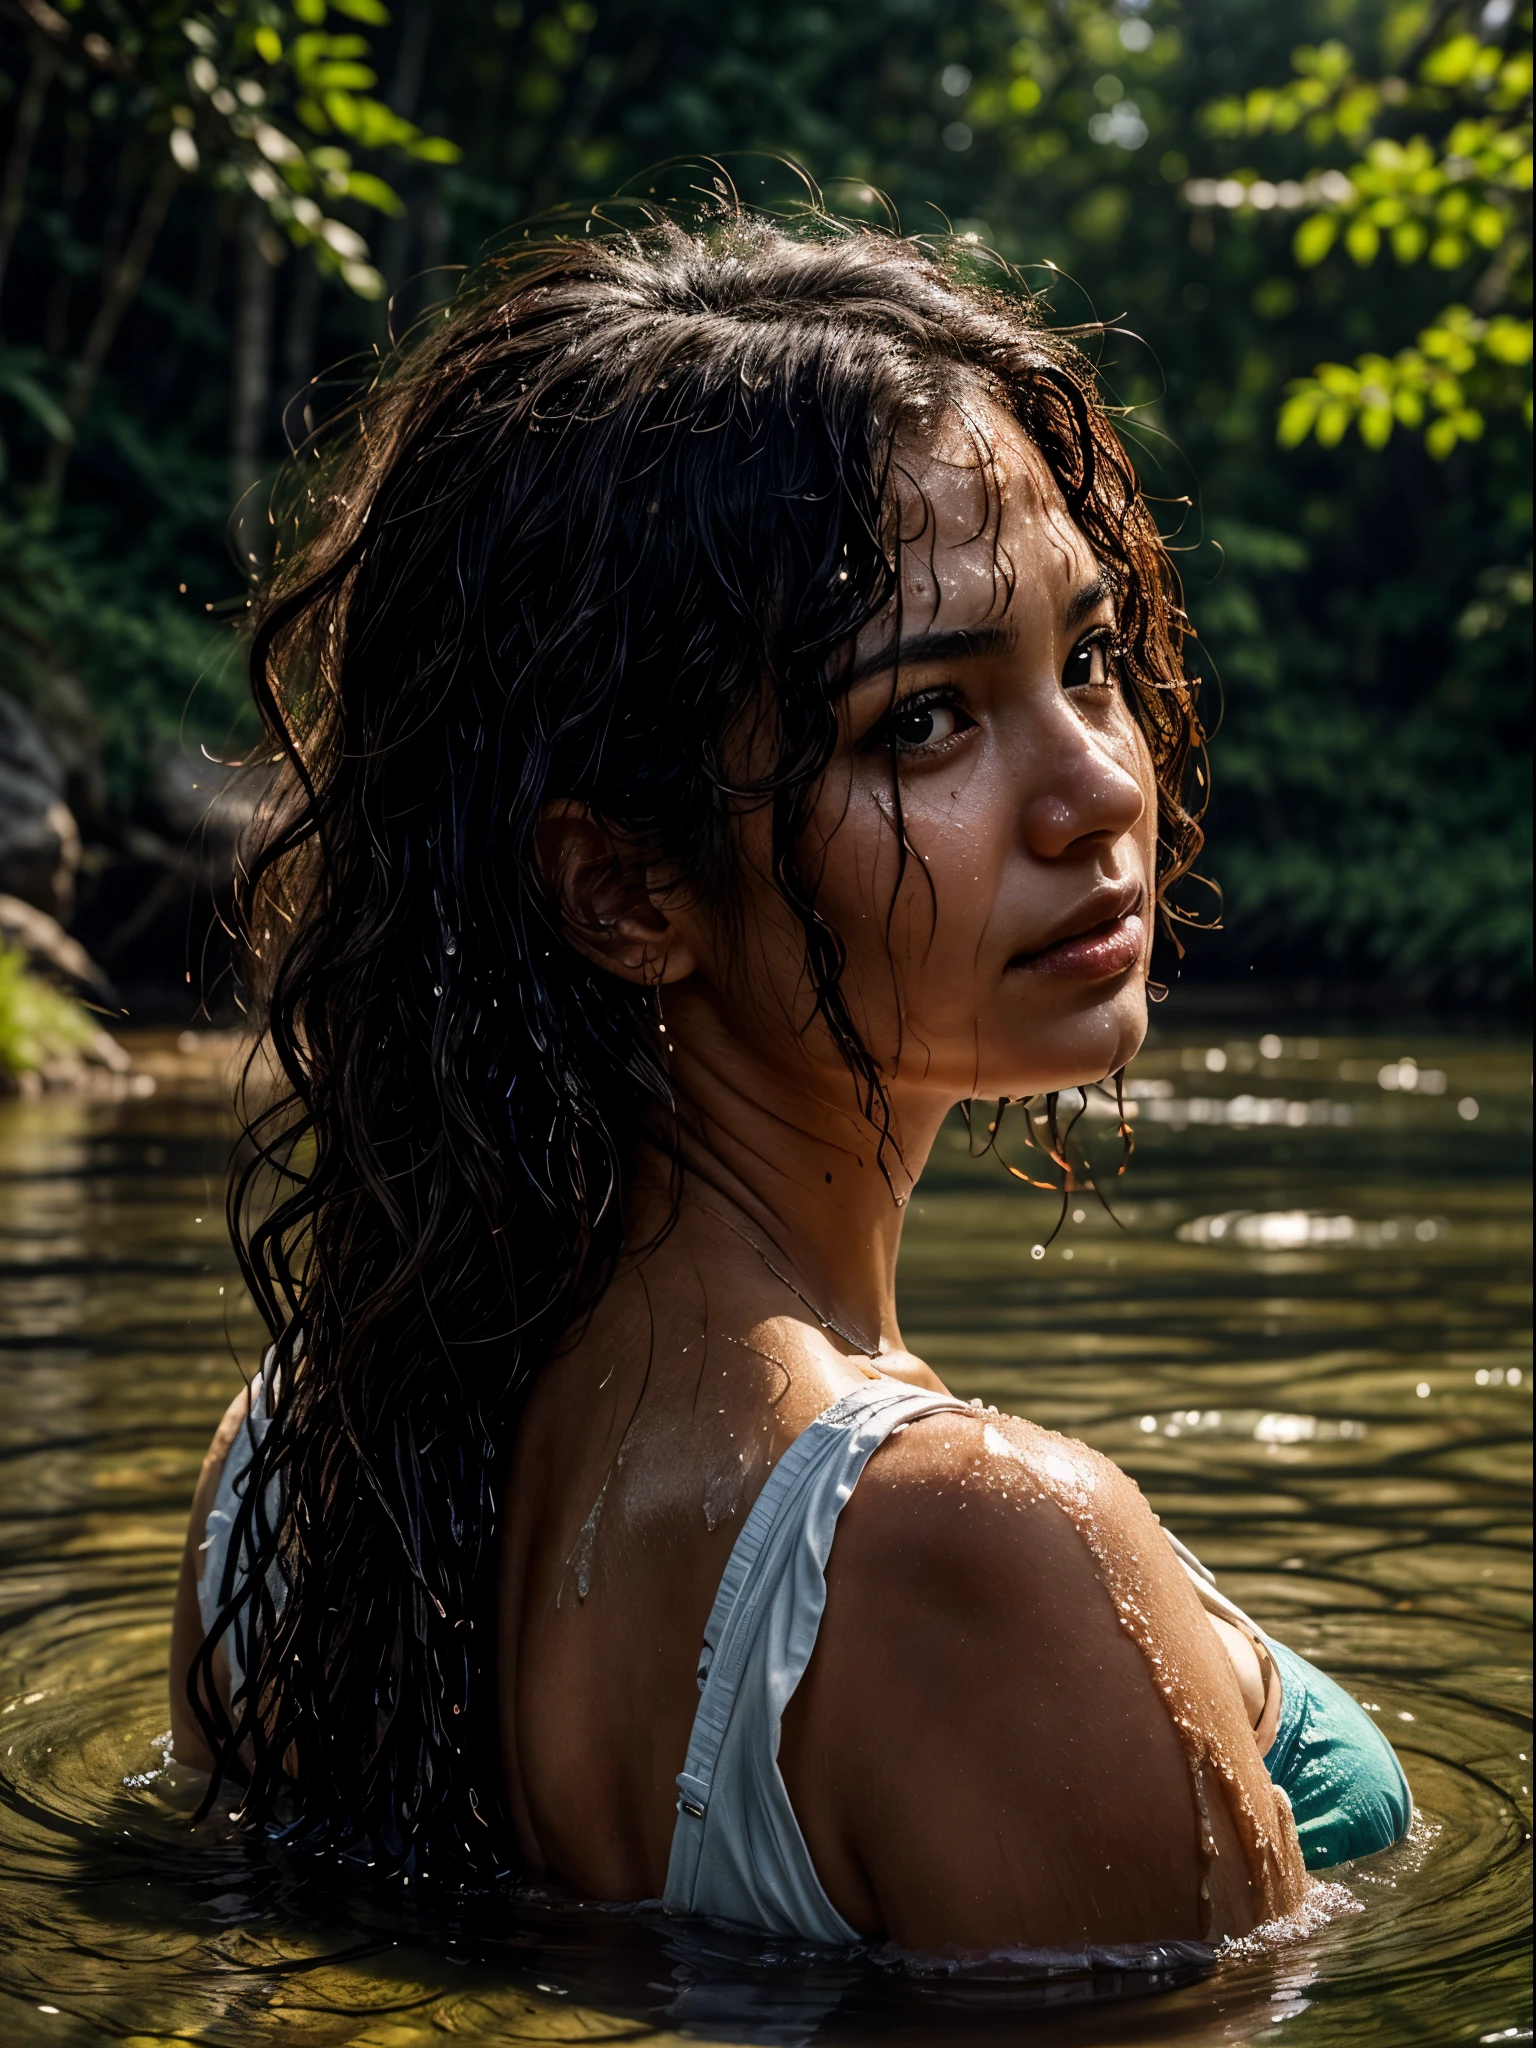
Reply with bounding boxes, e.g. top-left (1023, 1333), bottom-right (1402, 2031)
top-left (191, 204), bottom-right (1204, 1875)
